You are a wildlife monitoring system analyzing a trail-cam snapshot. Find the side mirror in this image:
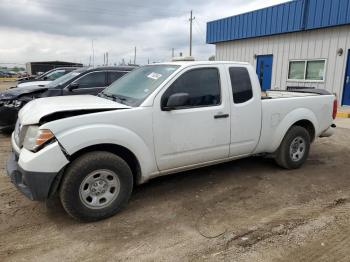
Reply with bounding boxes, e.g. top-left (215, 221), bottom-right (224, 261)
top-left (42, 76), bottom-right (48, 80)
top-left (68, 83), bottom-right (79, 91)
top-left (162, 93), bottom-right (189, 111)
